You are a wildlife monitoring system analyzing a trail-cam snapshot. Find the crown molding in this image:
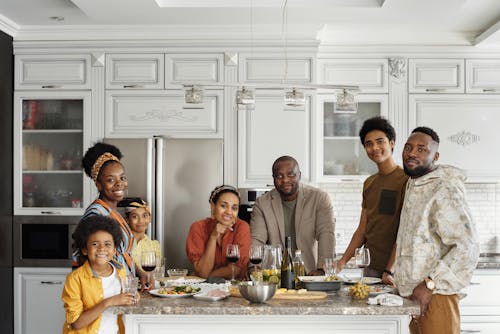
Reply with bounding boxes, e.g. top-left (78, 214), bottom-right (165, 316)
top-left (0, 13), bottom-right (19, 37)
